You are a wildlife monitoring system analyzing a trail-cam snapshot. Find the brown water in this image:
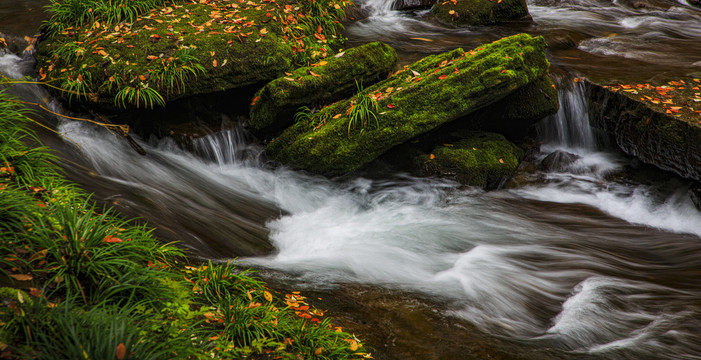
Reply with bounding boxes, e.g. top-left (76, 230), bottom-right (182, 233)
top-left (4, 1), bottom-right (701, 359)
